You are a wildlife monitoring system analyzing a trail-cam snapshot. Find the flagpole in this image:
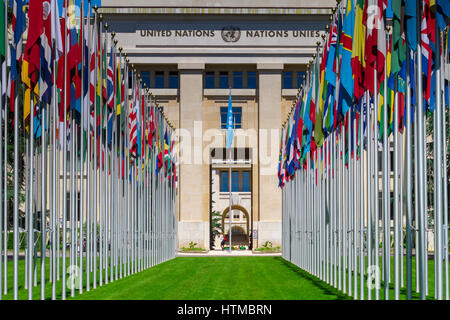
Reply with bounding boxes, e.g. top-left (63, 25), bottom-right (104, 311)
top-left (405, 45), bottom-right (413, 300)
top-left (441, 28), bottom-right (449, 300)
top-left (12, 18), bottom-right (19, 301)
top-left (118, 47), bottom-right (123, 279)
top-left (433, 22), bottom-right (443, 301)
top-left (0, 1), bottom-right (6, 299)
top-left (61, 0), bottom-right (68, 299)
top-left (359, 93), bottom-right (365, 300)
top-left (27, 93), bottom-right (35, 300)
top-left (416, 0), bottom-right (426, 300)
top-left (41, 94), bottom-right (47, 301)
top-left (227, 87), bottom-right (232, 253)
top-left (79, 0), bottom-right (89, 295)
top-left (383, 30), bottom-right (390, 300)
top-left (393, 73), bottom-right (400, 300)
top-left (70, 77), bottom-right (75, 298)
top-left (51, 41), bottom-right (57, 300)
top-left (0, 2), bottom-right (4, 301)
